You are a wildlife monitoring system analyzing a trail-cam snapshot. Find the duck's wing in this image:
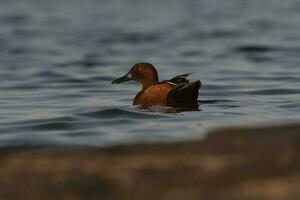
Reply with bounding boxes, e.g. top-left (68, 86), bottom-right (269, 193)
top-left (164, 73), bottom-right (192, 85)
top-left (167, 80), bottom-right (201, 104)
